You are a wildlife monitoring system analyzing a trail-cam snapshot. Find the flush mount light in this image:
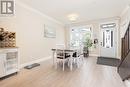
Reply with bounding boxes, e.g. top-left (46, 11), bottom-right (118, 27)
top-left (67, 14), bottom-right (79, 22)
